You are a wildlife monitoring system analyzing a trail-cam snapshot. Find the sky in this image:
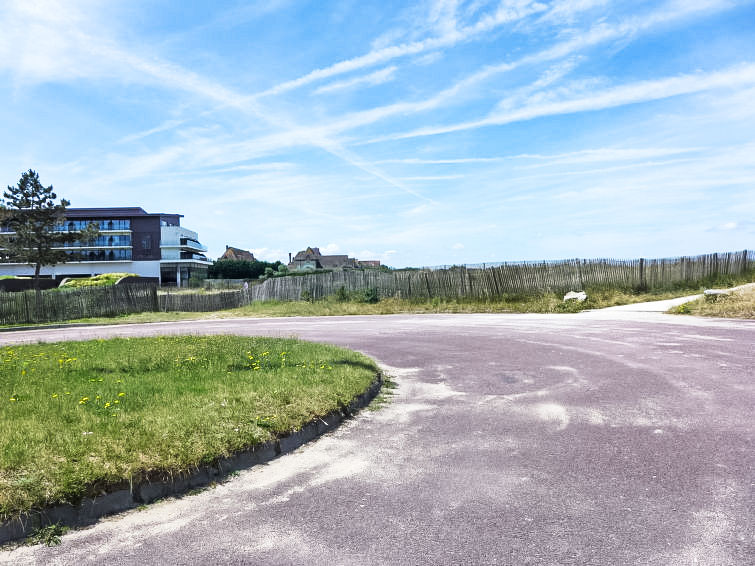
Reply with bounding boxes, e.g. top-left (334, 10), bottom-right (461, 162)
top-left (1, 0), bottom-right (754, 268)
